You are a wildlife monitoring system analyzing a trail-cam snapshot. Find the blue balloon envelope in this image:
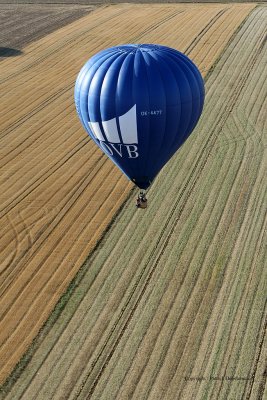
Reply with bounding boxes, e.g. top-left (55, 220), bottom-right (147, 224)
top-left (74, 44), bottom-right (205, 189)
